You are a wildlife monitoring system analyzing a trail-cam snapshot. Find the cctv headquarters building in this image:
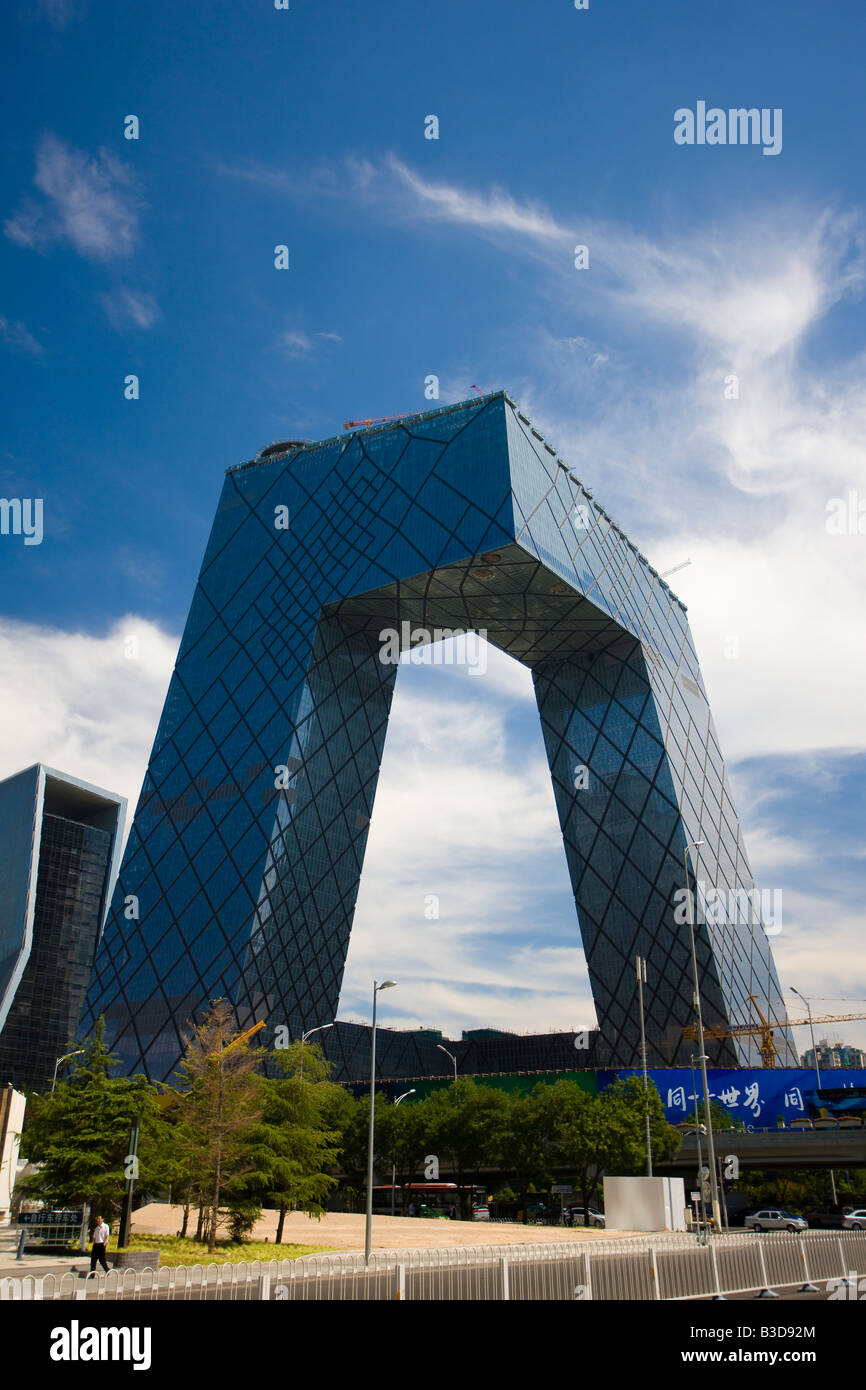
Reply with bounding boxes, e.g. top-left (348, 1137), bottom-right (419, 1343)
top-left (80, 392), bottom-right (794, 1082)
